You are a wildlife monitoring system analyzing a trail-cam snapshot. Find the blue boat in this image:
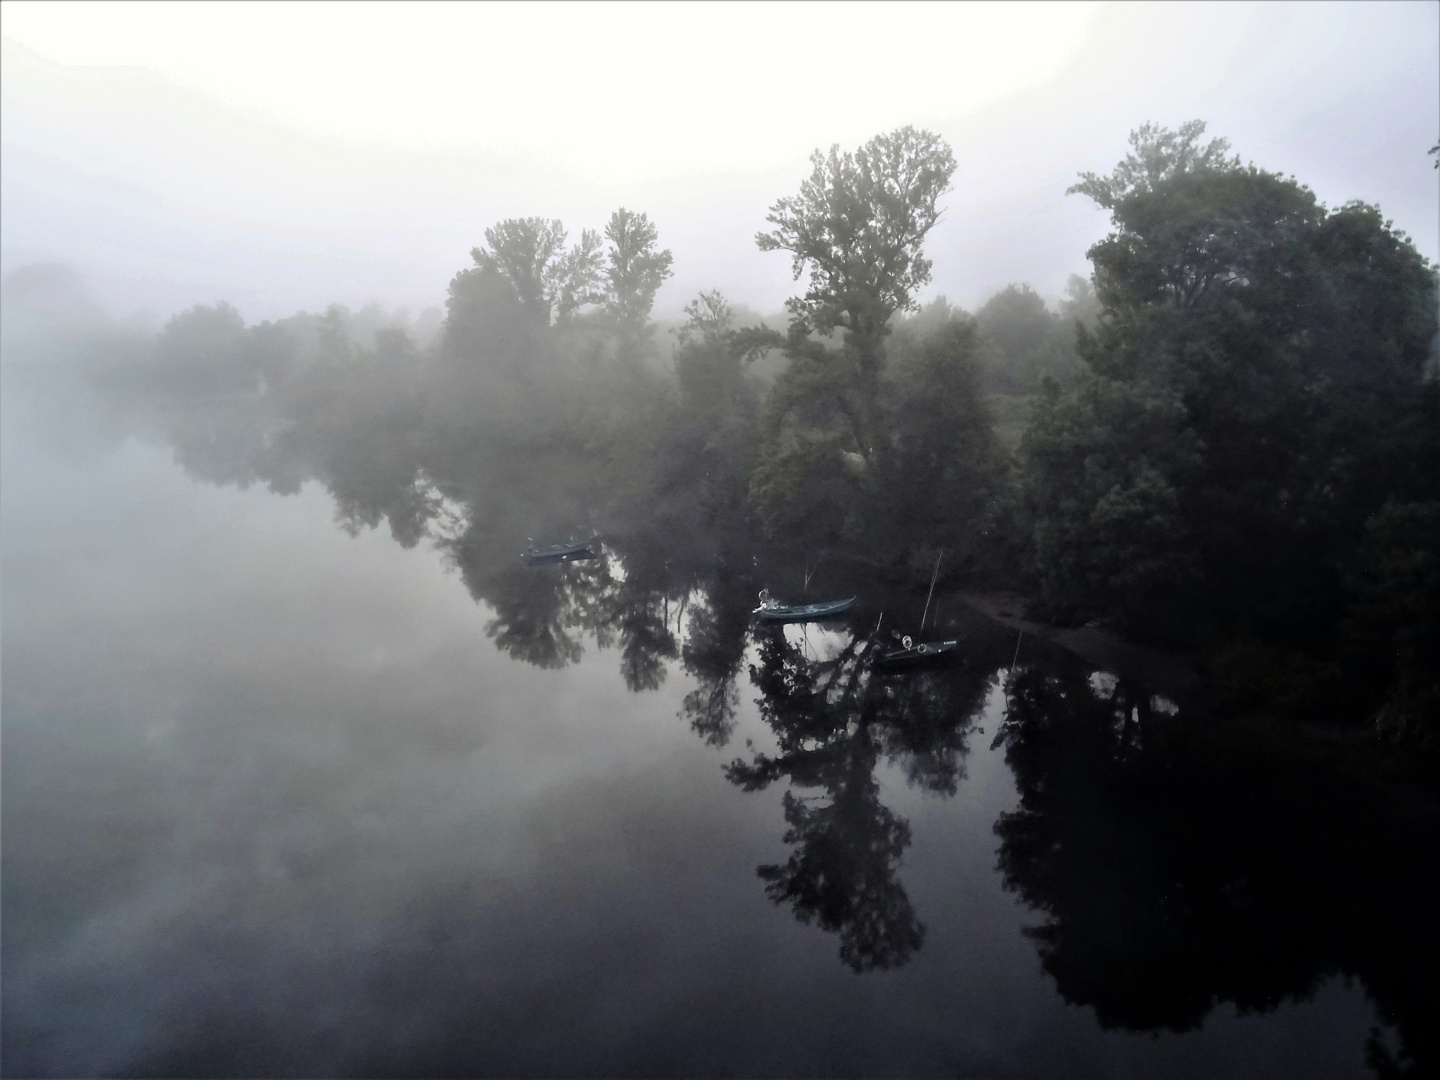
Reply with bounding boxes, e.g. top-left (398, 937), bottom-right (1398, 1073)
top-left (753, 590), bottom-right (856, 623)
top-left (521, 538), bottom-right (600, 566)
